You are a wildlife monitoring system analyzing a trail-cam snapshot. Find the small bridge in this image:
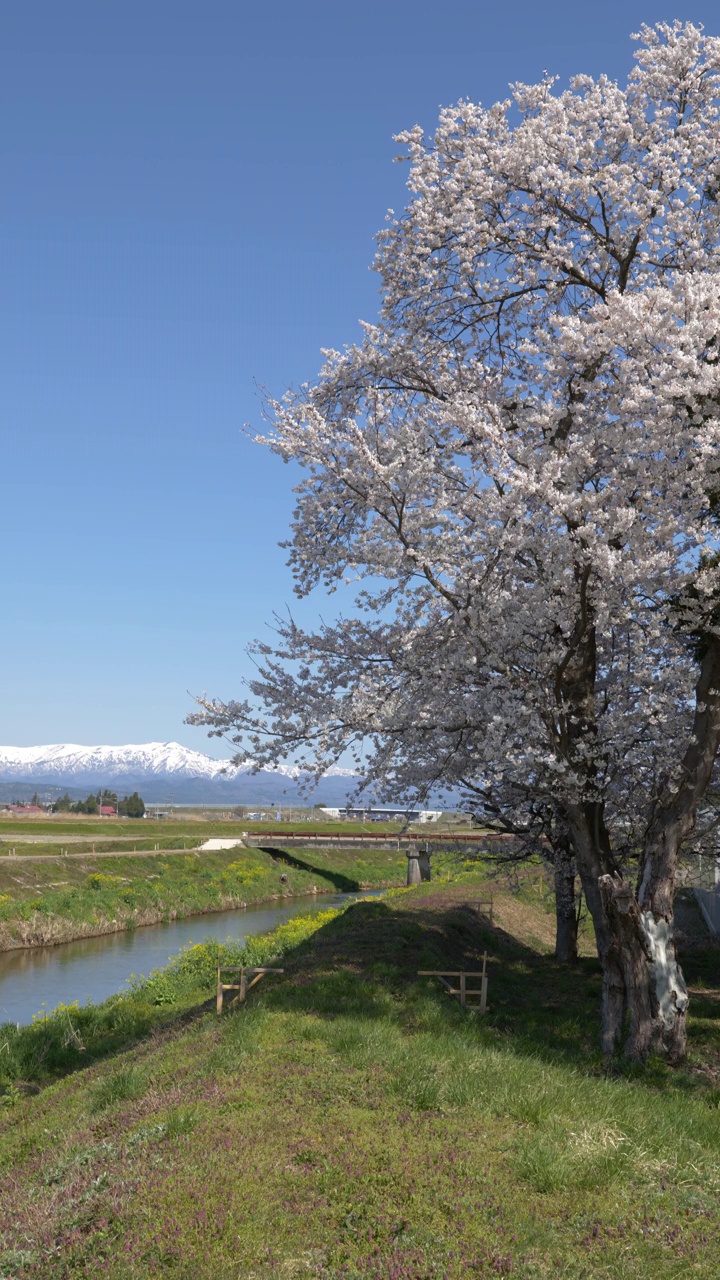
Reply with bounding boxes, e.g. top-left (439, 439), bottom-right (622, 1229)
top-left (243, 829), bottom-right (513, 850)
top-left (243, 830), bottom-right (513, 886)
